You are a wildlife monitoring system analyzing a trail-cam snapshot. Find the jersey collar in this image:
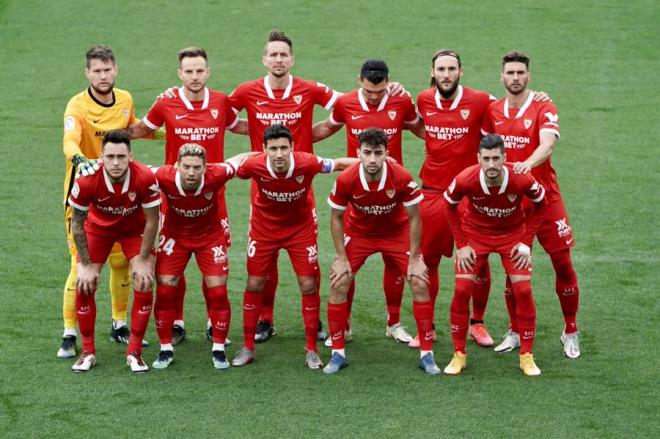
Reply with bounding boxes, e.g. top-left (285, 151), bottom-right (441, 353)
top-left (358, 88), bottom-right (389, 112)
top-left (178, 87), bottom-right (210, 111)
top-left (504, 91), bottom-right (534, 119)
top-left (263, 75), bottom-right (293, 100)
top-left (175, 170), bottom-right (205, 196)
top-left (479, 166), bottom-right (509, 195)
top-left (266, 152), bottom-right (295, 179)
top-left (103, 167), bottom-right (131, 194)
top-left (359, 160), bottom-right (388, 192)
top-left (434, 85), bottom-right (463, 111)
